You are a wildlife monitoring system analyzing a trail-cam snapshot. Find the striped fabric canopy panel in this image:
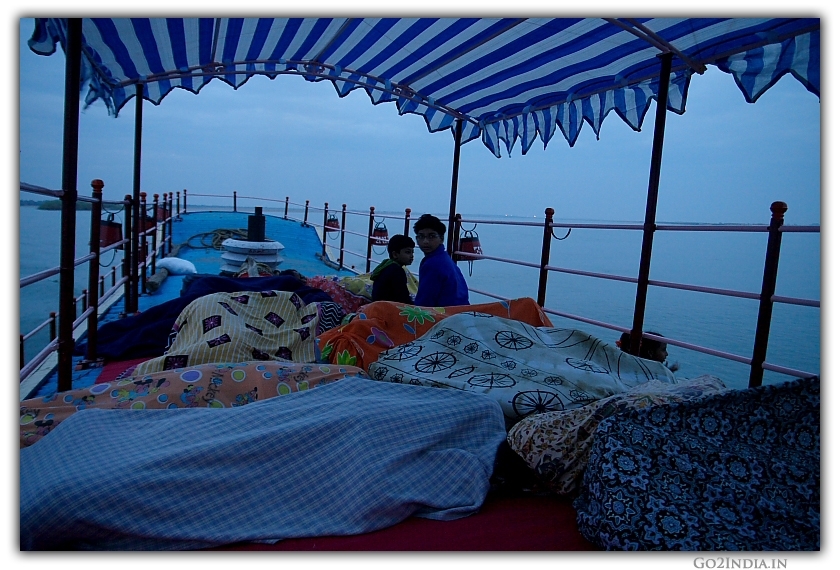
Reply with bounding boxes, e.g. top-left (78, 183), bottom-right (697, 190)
top-left (29, 18), bottom-right (820, 157)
